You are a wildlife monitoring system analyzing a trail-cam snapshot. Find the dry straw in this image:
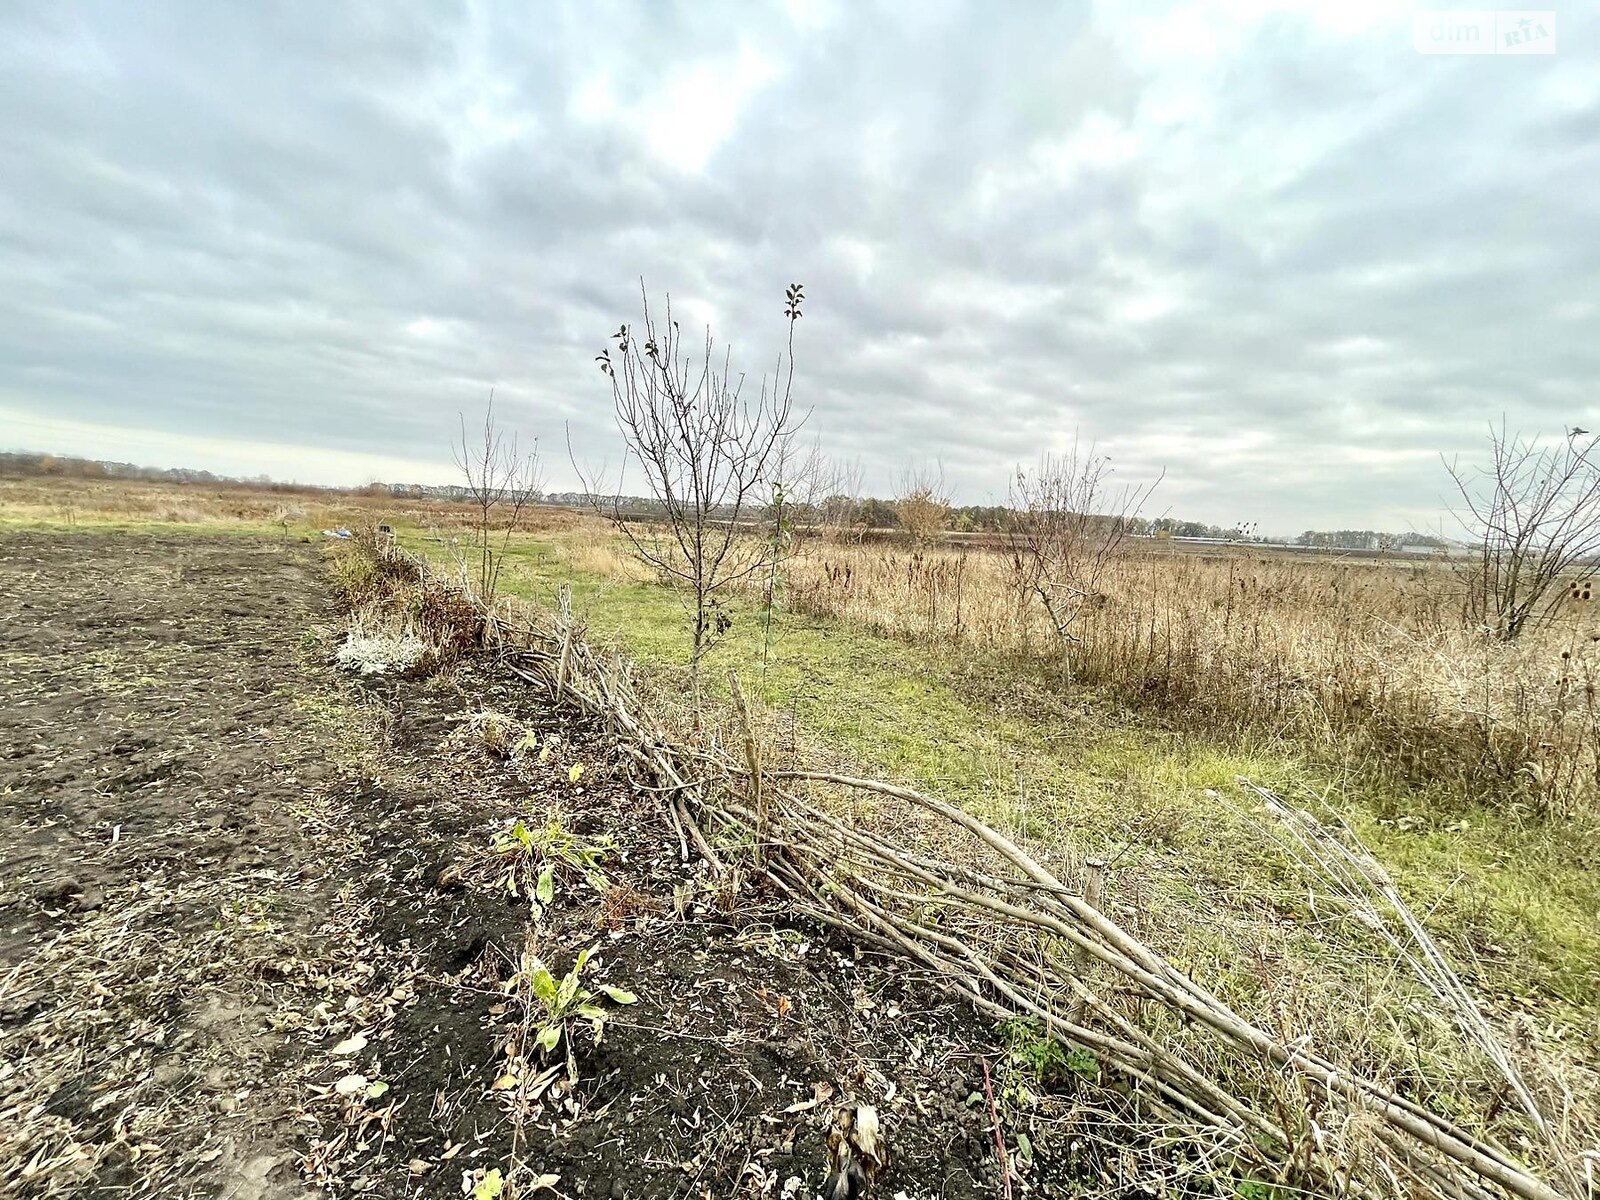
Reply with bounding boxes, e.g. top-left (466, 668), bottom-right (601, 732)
top-left (783, 539), bottom-right (1600, 818)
